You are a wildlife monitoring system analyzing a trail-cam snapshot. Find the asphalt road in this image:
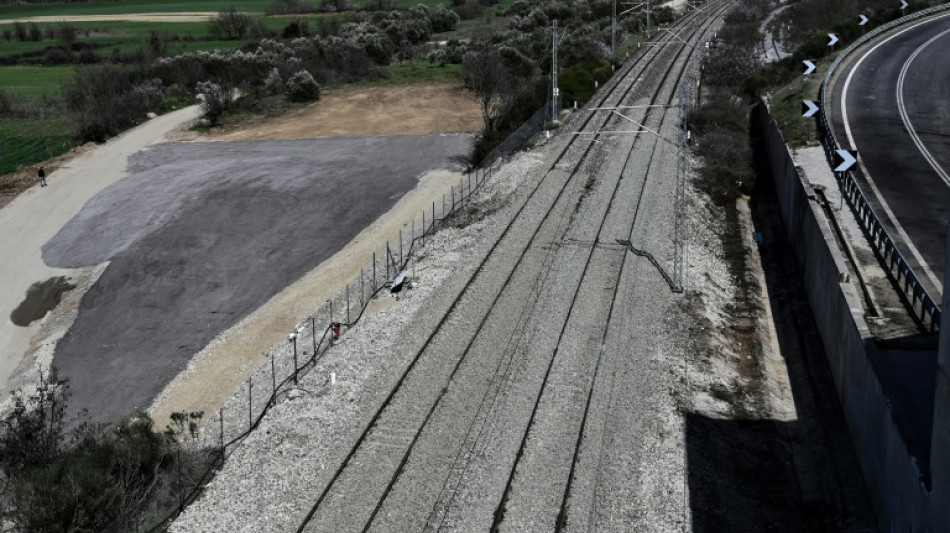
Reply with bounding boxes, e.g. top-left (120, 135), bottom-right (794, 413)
top-left (44, 135), bottom-right (472, 423)
top-left (830, 12), bottom-right (950, 297)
